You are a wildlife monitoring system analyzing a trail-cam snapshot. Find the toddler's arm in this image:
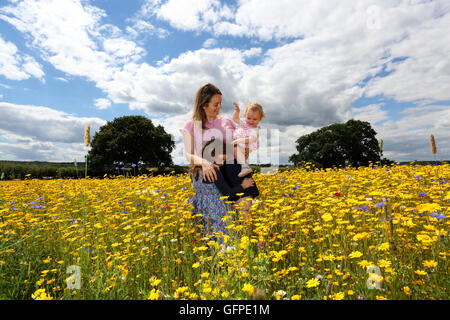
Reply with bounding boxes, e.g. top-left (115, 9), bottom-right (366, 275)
top-left (231, 135), bottom-right (258, 145)
top-left (232, 102), bottom-right (240, 125)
